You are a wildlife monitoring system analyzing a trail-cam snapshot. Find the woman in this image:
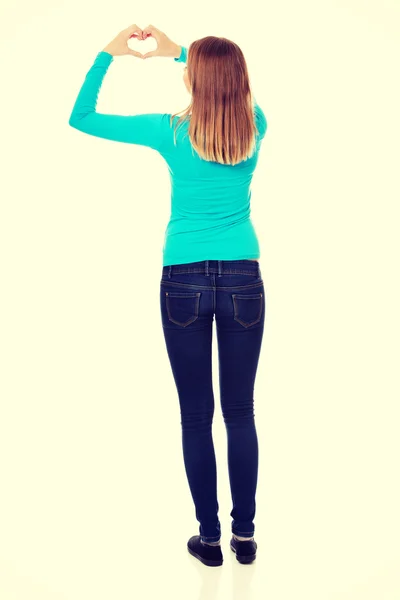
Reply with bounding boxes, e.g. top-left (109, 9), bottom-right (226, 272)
top-left (69, 23), bottom-right (267, 568)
